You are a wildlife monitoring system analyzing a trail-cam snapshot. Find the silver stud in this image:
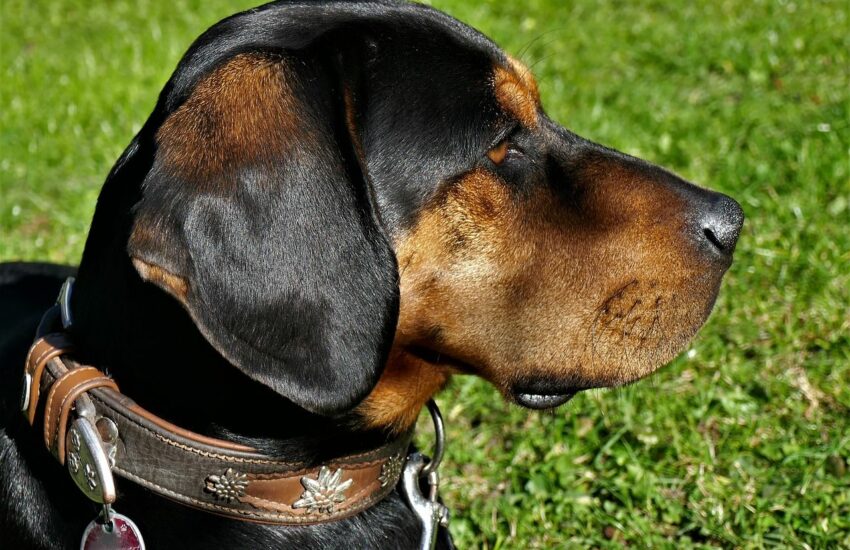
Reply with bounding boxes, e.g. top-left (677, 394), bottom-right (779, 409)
top-left (292, 466), bottom-right (353, 514)
top-left (95, 417), bottom-right (119, 443)
top-left (205, 468), bottom-right (248, 502)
